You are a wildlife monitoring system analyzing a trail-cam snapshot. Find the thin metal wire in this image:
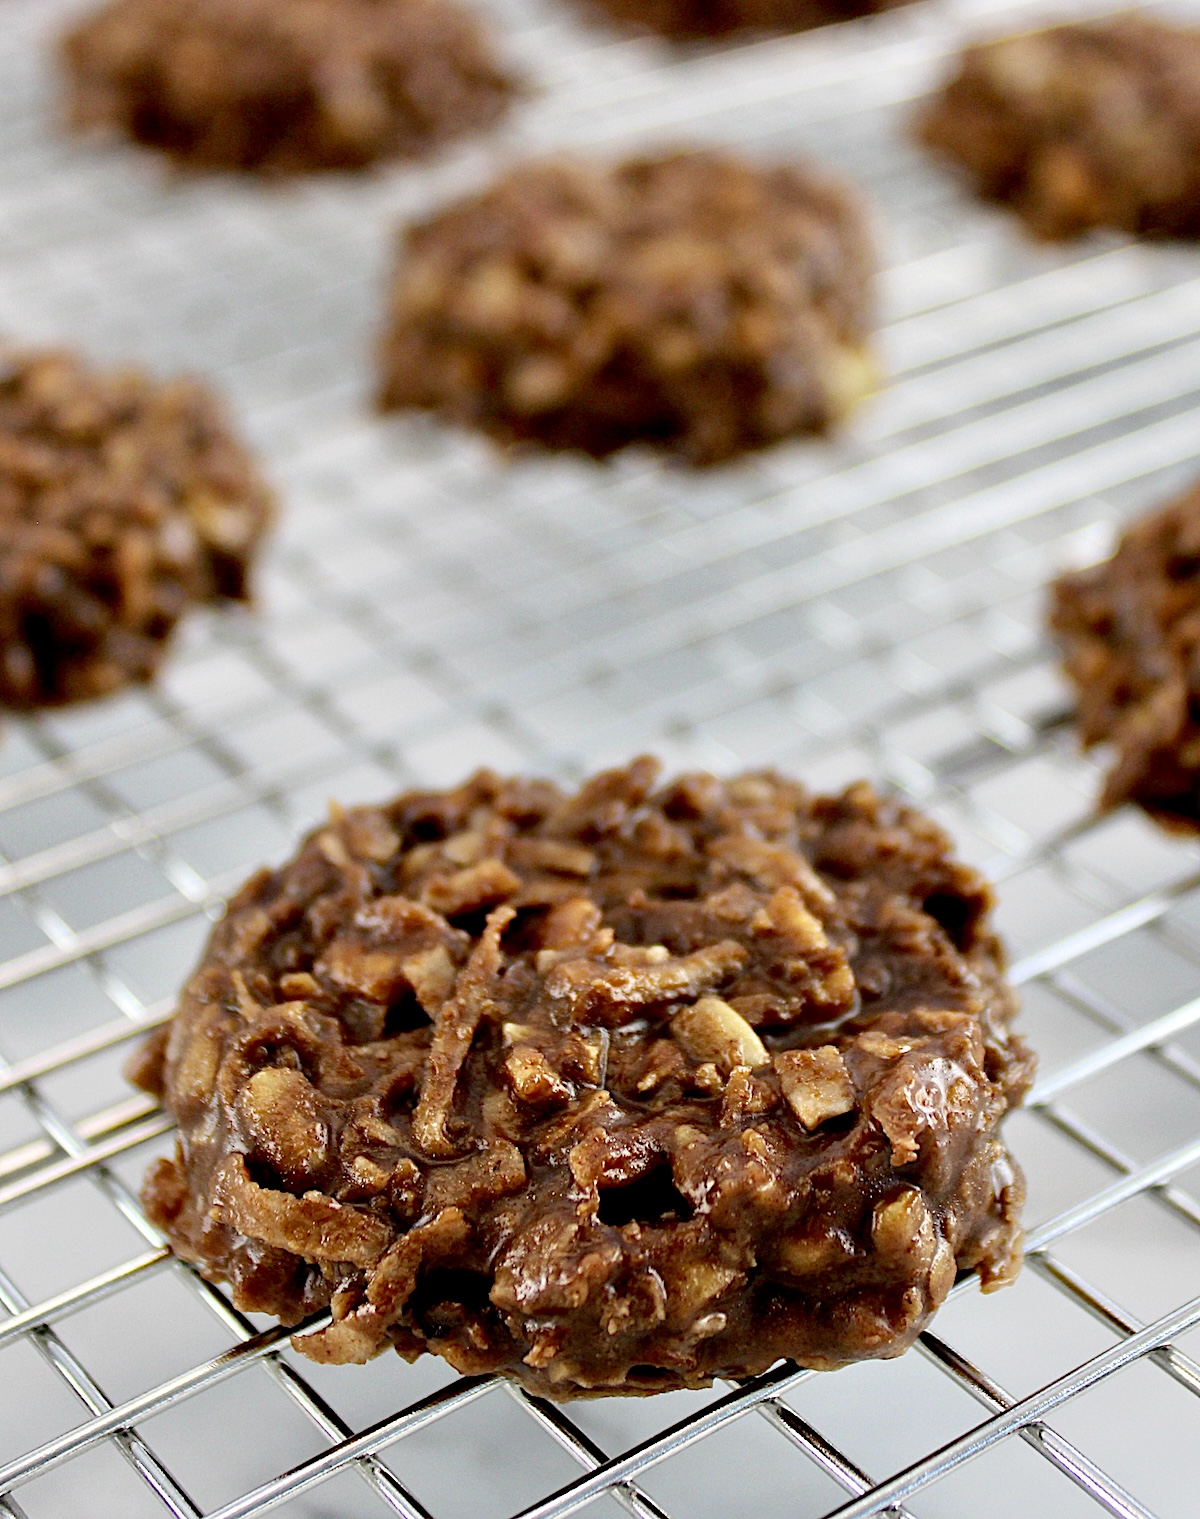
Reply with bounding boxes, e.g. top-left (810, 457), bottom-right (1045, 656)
top-left (0, 1006), bottom-right (171, 1099)
top-left (2, 1063), bottom-right (453, 1519)
top-left (811, 1295), bottom-right (1200, 1519)
top-left (481, 1297), bottom-right (1200, 1519)
top-left (914, 1333), bottom-right (1157, 1519)
top-left (502, 1384), bottom-right (679, 1519)
top-left (1031, 1254), bottom-right (1200, 1403)
top-left (0, 1256), bottom-right (203, 1519)
top-left (0, 1248), bottom-right (171, 1355)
